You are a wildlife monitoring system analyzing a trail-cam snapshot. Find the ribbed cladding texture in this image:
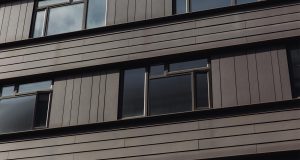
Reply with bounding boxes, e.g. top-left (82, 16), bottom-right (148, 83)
top-left (49, 70), bottom-right (119, 128)
top-left (211, 46), bottom-right (292, 108)
top-left (0, 108), bottom-right (300, 159)
top-left (0, 2), bottom-right (298, 80)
